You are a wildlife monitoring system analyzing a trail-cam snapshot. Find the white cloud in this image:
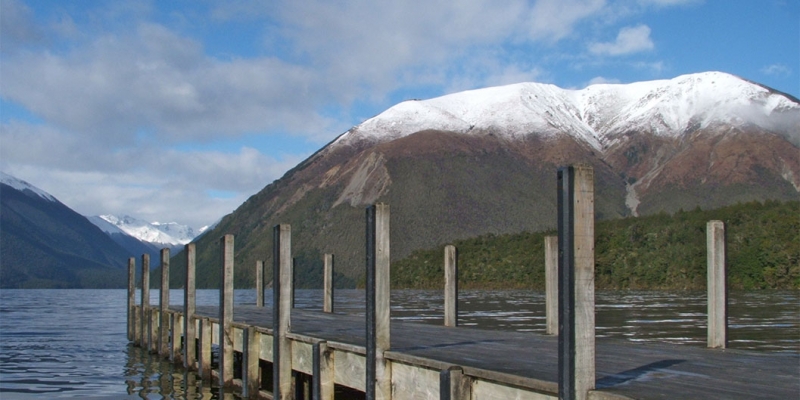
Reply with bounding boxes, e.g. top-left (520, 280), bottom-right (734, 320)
top-left (589, 24), bottom-right (654, 56)
top-left (761, 64), bottom-right (791, 77)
